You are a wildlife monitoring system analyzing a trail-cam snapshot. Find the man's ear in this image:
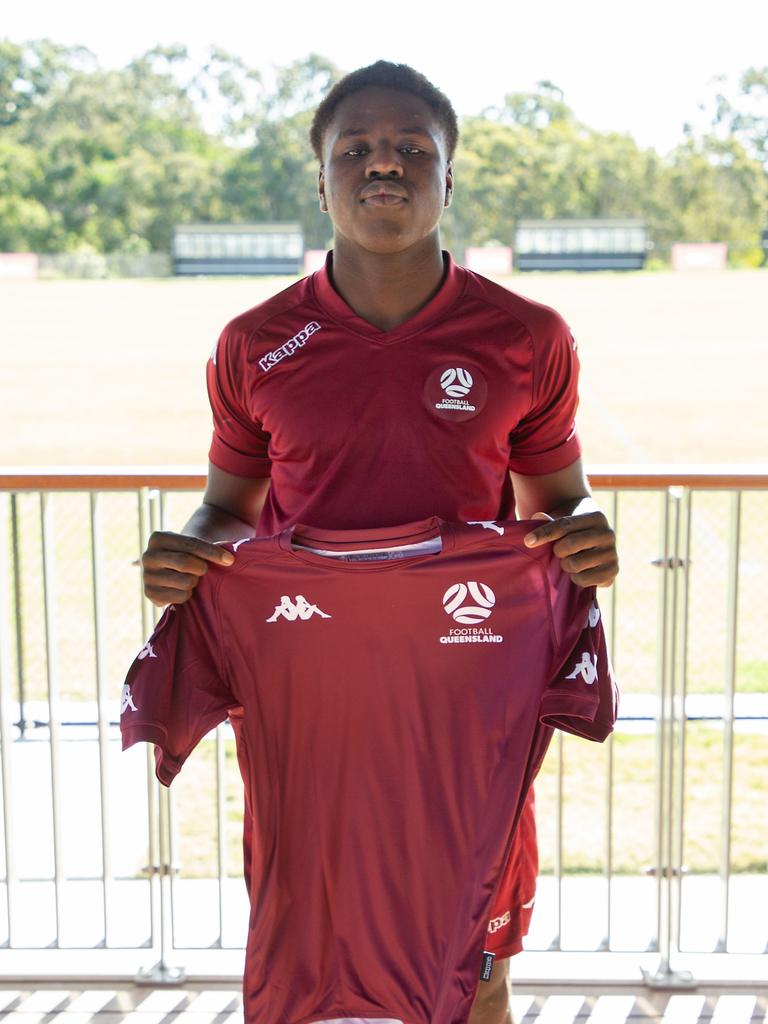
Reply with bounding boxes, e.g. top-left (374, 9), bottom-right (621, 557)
top-left (444, 161), bottom-right (454, 208)
top-left (318, 165), bottom-right (328, 212)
